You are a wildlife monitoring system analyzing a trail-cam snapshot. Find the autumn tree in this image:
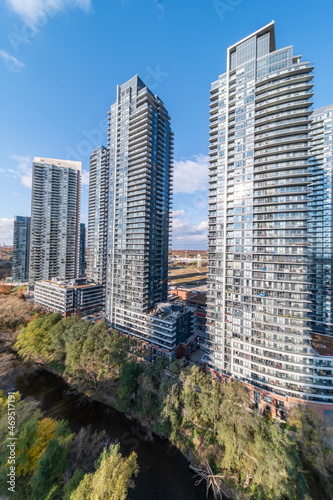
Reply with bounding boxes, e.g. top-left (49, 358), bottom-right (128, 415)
top-left (16, 285), bottom-right (27, 300)
top-left (0, 284), bottom-right (13, 295)
top-left (16, 417), bottom-right (57, 476)
top-left (0, 393), bottom-right (75, 499)
top-left (70, 444), bottom-right (138, 500)
top-left (0, 295), bottom-right (35, 333)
